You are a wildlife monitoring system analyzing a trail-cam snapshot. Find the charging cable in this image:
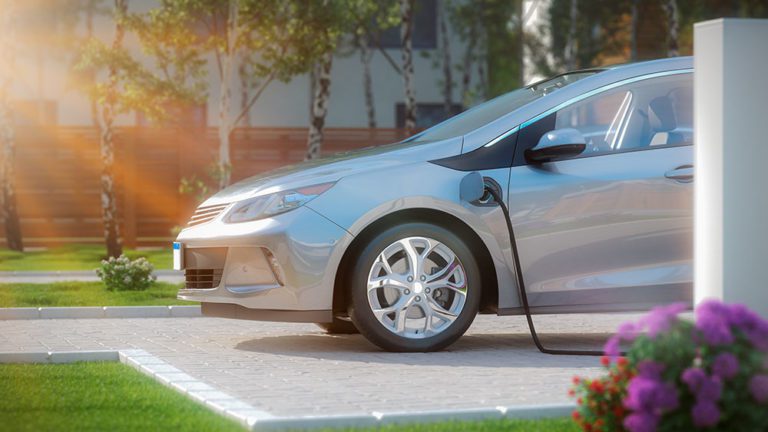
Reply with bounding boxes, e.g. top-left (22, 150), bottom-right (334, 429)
top-left (485, 186), bottom-right (617, 356)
